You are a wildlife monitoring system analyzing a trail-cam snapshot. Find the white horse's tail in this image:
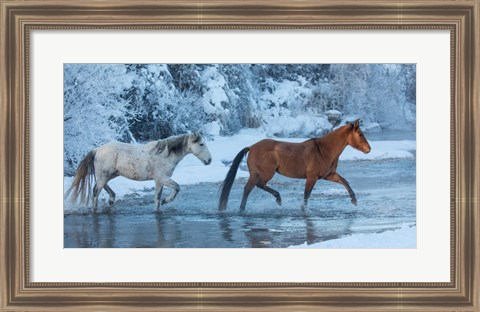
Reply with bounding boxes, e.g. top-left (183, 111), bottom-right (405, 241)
top-left (64, 150), bottom-right (96, 205)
